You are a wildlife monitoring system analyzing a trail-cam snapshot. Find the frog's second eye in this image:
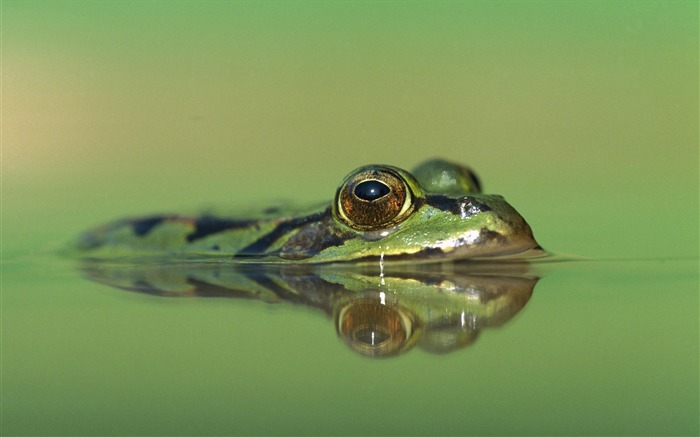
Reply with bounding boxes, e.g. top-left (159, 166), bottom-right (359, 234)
top-left (335, 166), bottom-right (416, 230)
